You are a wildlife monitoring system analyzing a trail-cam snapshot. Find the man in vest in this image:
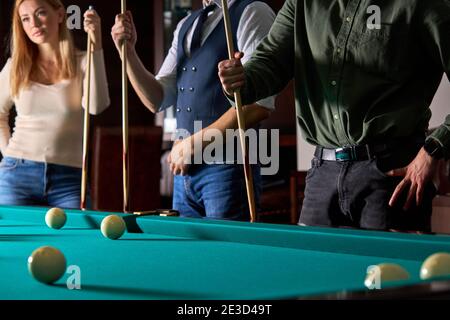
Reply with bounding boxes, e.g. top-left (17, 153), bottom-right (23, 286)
top-left (111, 0), bottom-right (276, 220)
